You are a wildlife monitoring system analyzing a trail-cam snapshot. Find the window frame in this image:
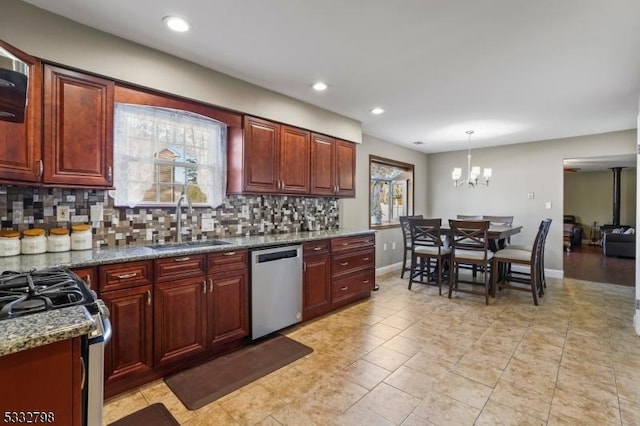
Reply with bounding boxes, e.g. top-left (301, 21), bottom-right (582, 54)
top-left (369, 155), bottom-right (415, 230)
